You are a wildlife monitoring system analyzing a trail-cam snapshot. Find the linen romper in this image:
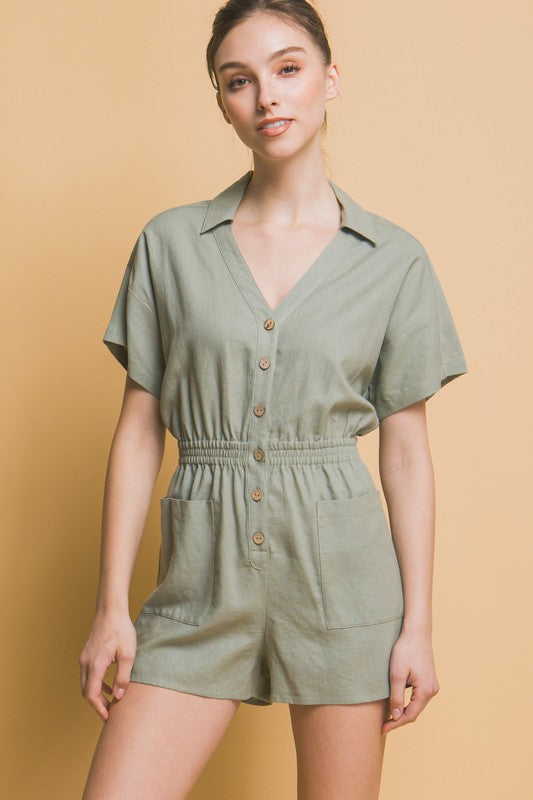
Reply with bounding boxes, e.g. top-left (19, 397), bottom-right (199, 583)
top-left (102, 170), bottom-right (468, 706)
